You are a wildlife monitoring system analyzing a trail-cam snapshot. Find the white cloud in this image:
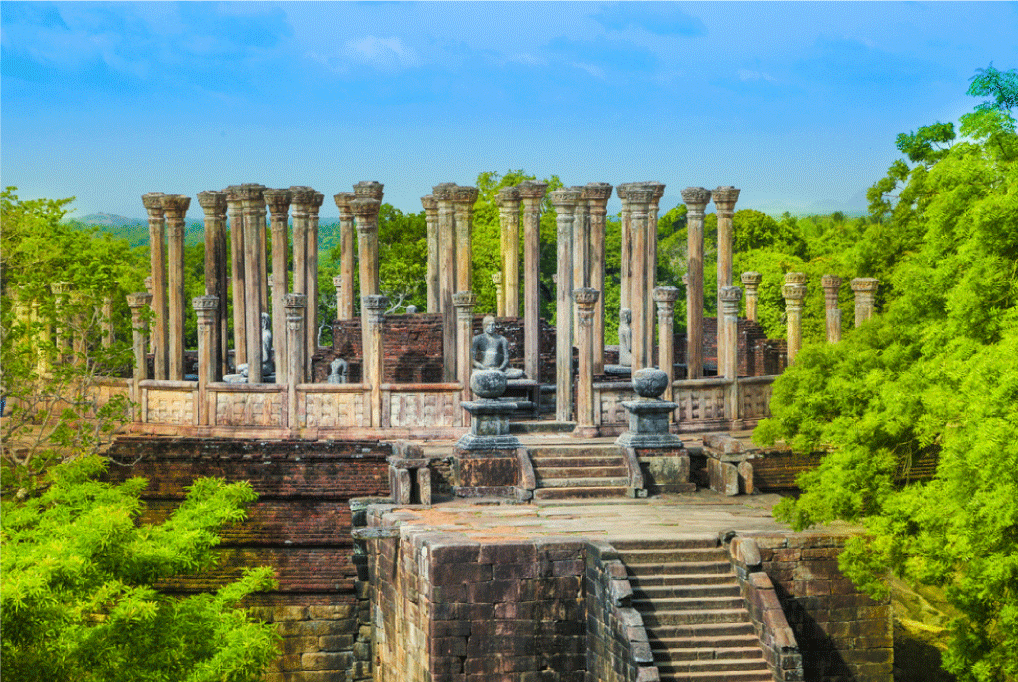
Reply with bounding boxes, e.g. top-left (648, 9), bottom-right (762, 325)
top-left (572, 61), bottom-right (606, 80)
top-left (738, 69), bottom-right (776, 82)
top-left (344, 36), bottom-right (419, 71)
